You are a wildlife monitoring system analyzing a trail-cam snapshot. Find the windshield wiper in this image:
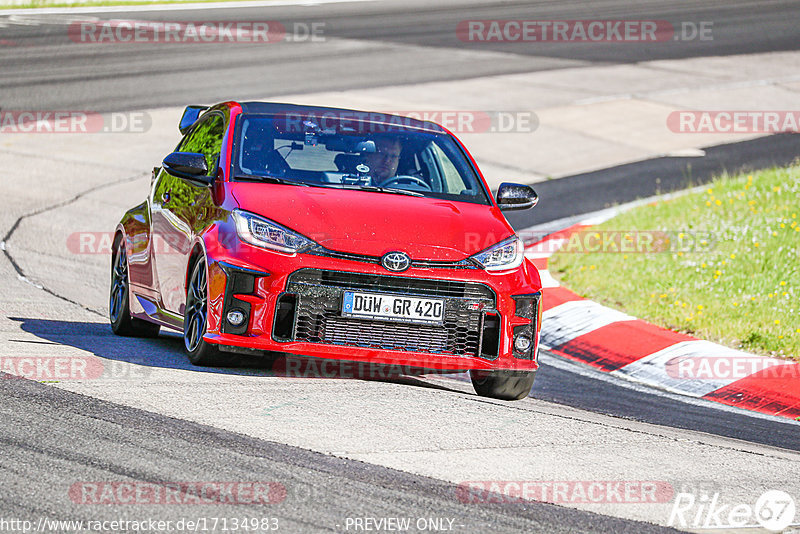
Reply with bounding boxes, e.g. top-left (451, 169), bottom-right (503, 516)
top-left (233, 174), bottom-right (309, 186)
top-left (334, 184), bottom-right (425, 197)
